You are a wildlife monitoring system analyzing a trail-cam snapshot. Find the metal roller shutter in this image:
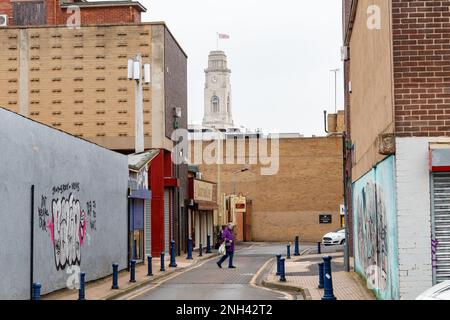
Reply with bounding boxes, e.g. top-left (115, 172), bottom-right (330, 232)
top-left (164, 189), bottom-right (170, 253)
top-left (144, 199), bottom-right (151, 257)
top-left (432, 172), bottom-right (450, 284)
